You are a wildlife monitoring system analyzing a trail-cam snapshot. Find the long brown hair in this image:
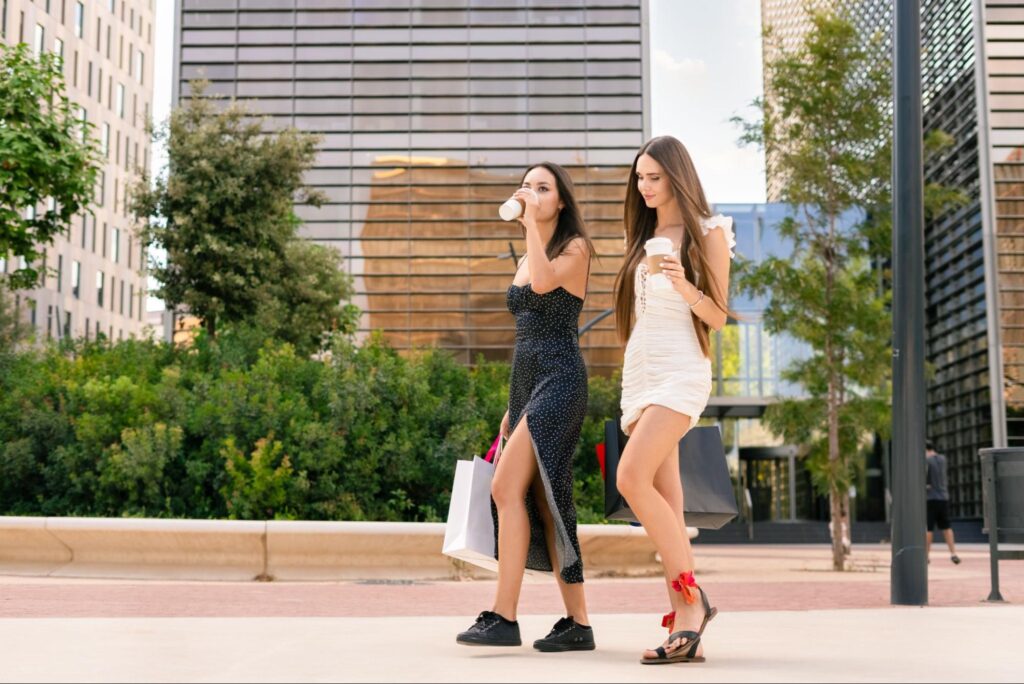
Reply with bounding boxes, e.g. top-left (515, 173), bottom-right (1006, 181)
top-left (613, 136), bottom-right (732, 356)
top-left (519, 162), bottom-right (595, 262)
